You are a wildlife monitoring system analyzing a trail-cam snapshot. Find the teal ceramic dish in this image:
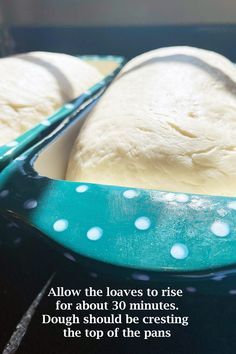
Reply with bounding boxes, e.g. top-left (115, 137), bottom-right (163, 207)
top-left (0, 55), bottom-right (125, 170)
top-left (1, 97), bottom-right (236, 295)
